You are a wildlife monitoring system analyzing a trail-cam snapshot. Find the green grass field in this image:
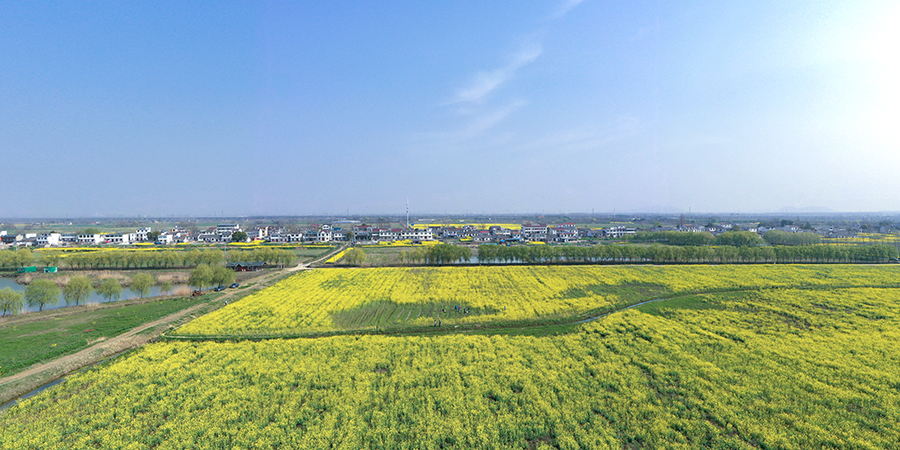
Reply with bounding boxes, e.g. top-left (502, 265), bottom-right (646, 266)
top-left (338, 246), bottom-right (406, 266)
top-left (0, 295), bottom-right (213, 378)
